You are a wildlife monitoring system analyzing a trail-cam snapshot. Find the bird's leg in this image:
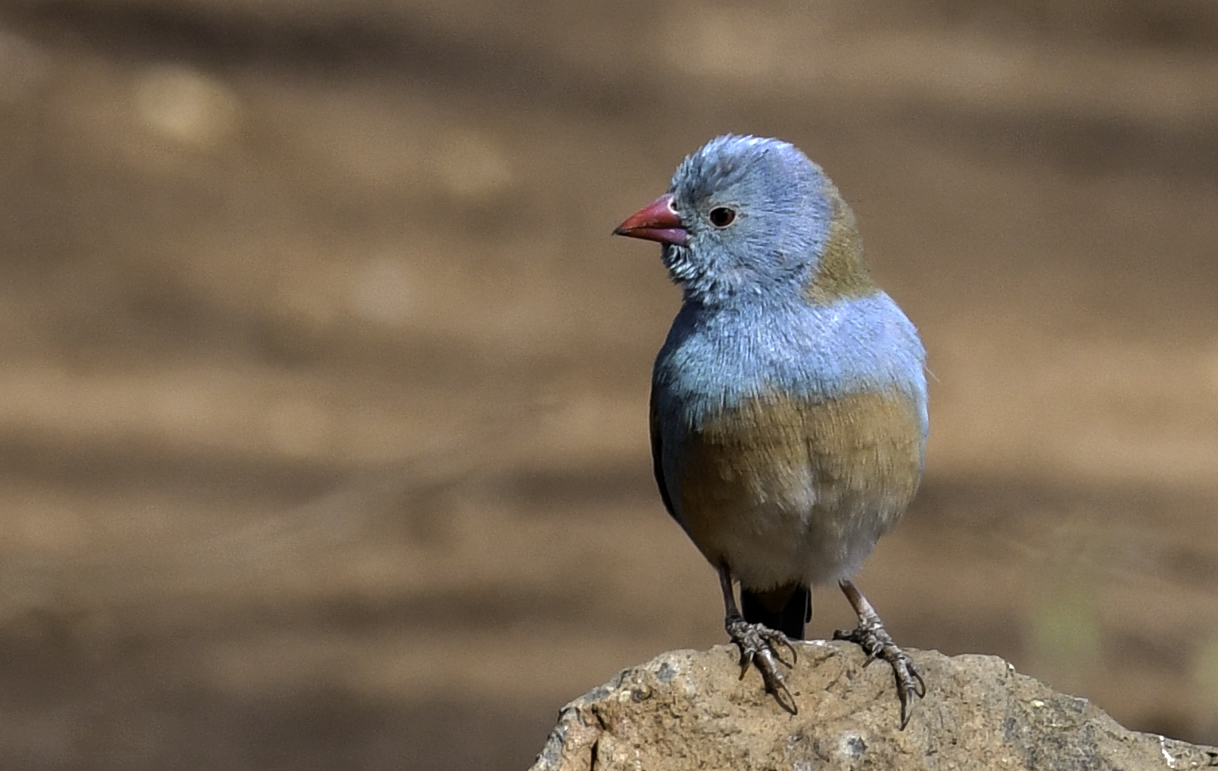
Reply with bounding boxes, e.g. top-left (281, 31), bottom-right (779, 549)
top-left (719, 565), bottom-right (798, 714)
top-left (833, 579), bottom-right (925, 729)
